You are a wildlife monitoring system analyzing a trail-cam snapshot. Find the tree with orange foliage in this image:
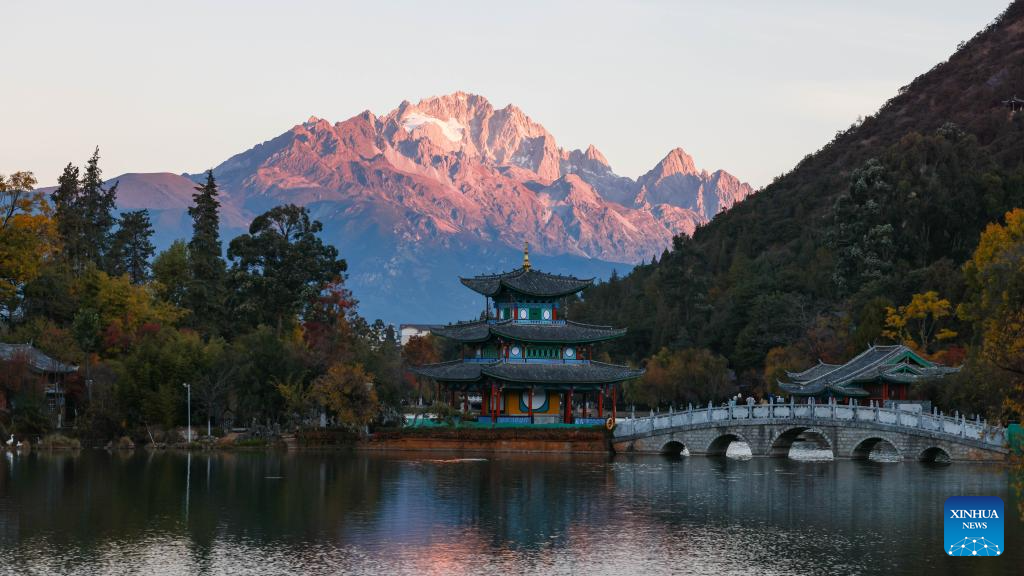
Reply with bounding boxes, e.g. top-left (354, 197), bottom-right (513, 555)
top-left (0, 171), bottom-right (58, 321)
